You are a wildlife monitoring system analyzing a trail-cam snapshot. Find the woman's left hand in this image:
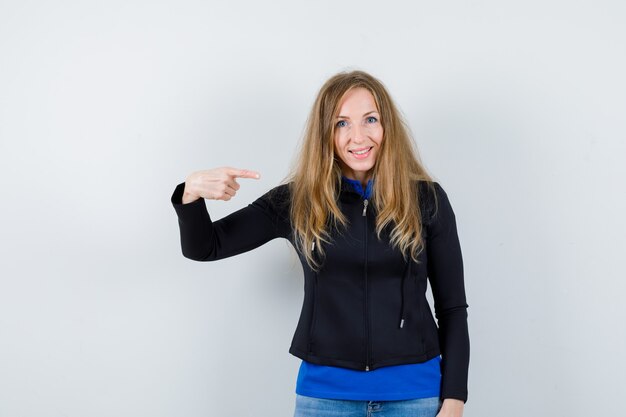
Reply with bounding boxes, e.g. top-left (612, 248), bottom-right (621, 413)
top-left (436, 398), bottom-right (464, 417)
